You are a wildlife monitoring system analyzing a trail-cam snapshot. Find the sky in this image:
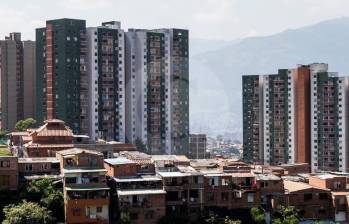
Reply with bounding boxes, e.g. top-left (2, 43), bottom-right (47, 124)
top-left (2, 0), bottom-right (349, 41)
